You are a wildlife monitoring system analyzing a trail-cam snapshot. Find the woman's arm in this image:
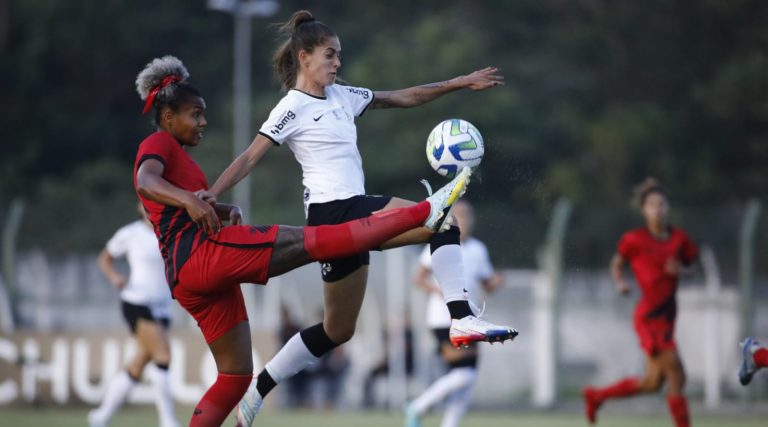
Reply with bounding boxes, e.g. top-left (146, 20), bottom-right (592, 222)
top-left (370, 66), bottom-right (504, 109)
top-left (414, 265), bottom-right (441, 294)
top-left (136, 159), bottom-right (221, 235)
top-left (97, 249), bottom-right (127, 290)
top-left (209, 135), bottom-right (274, 197)
top-left (480, 272), bottom-right (503, 294)
top-left (212, 203), bottom-right (243, 225)
top-left (610, 253), bottom-right (631, 295)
